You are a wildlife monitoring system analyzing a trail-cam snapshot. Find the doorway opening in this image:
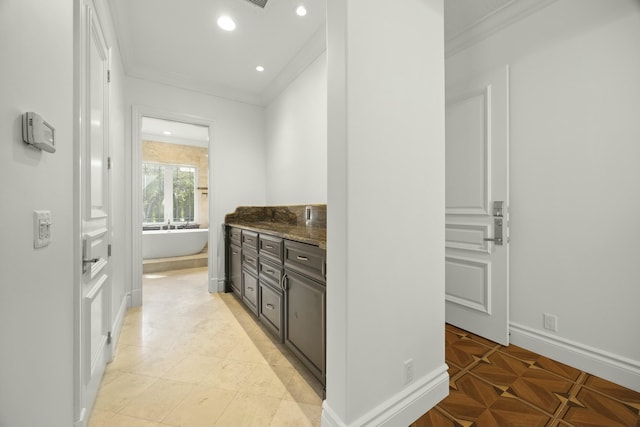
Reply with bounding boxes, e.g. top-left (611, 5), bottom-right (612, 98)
top-left (140, 117), bottom-right (210, 276)
top-left (131, 110), bottom-right (217, 307)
